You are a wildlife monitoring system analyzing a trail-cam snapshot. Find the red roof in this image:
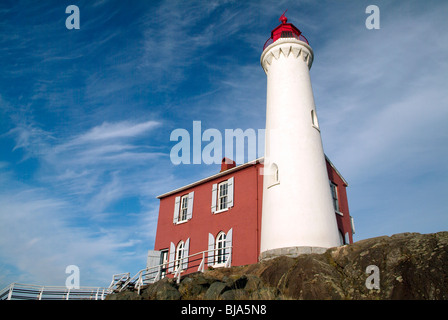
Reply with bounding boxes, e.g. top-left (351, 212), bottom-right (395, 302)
top-left (263, 12), bottom-right (309, 50)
